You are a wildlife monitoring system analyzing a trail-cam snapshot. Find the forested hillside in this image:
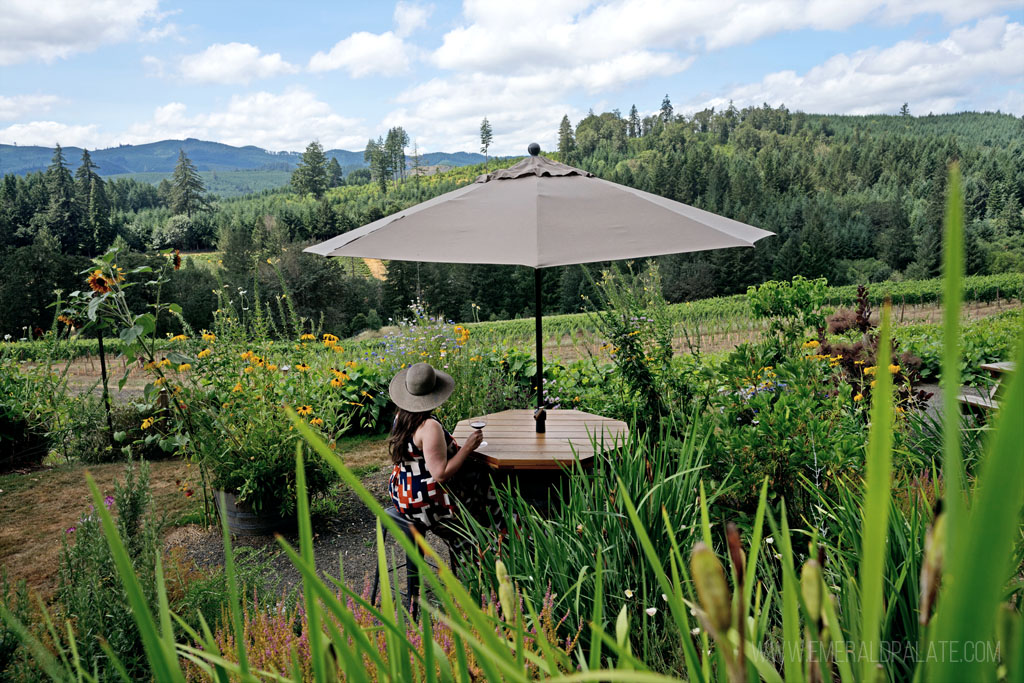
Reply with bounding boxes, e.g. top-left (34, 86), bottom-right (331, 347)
top-left (2, 105), bottom-right (1021, 337)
